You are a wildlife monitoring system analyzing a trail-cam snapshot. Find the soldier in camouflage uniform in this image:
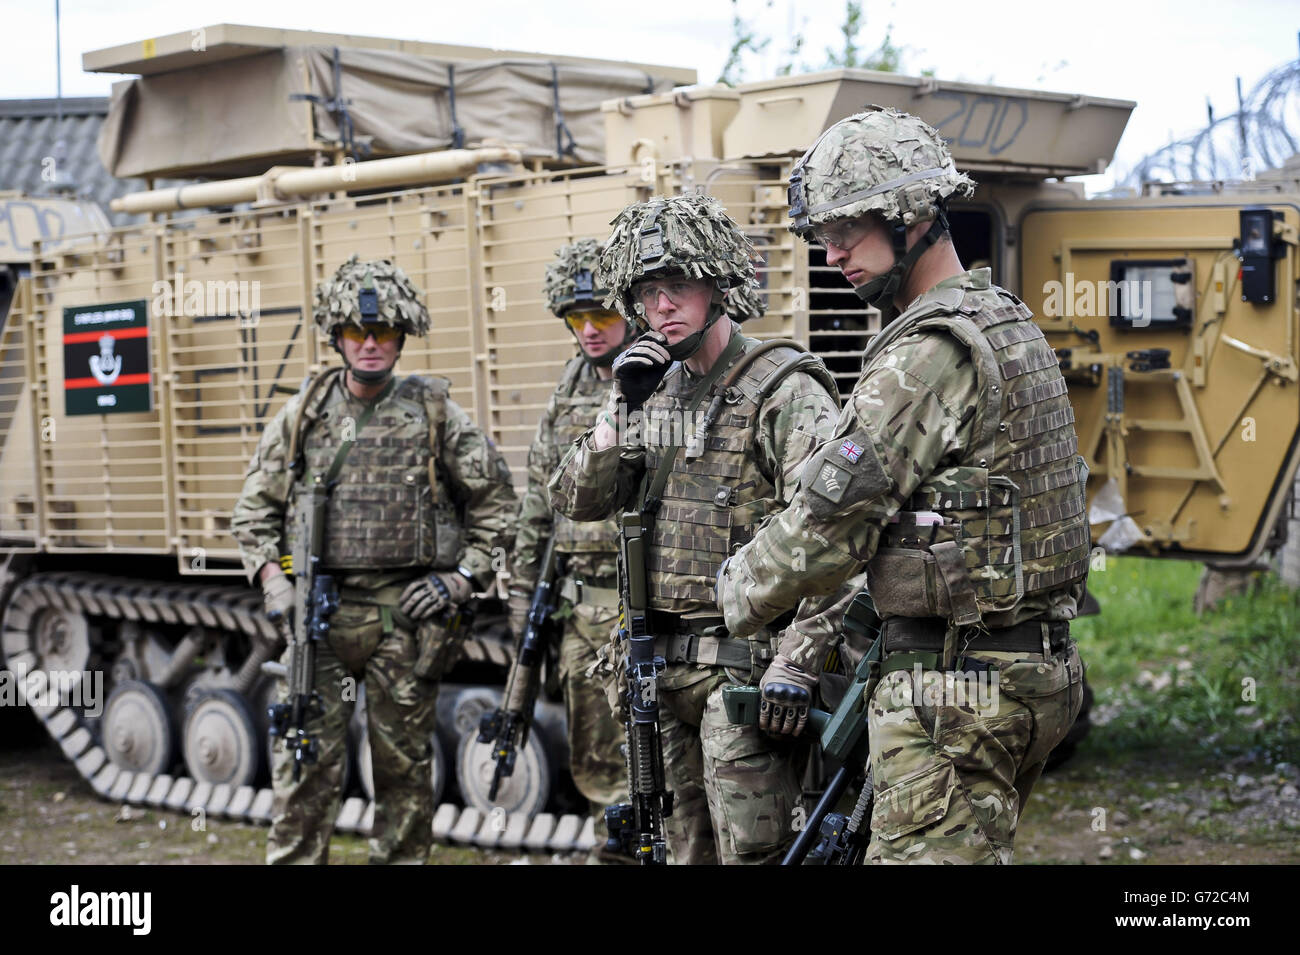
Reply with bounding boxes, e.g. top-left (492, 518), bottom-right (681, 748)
top-left (718, 107), bottom-right (1088, 864)
top-left (505, 239), bottom-right (633, 835)
top-left (231, 255), bottom-right (516, 864)
top-left (548, 195), bottom-right (841, 864)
